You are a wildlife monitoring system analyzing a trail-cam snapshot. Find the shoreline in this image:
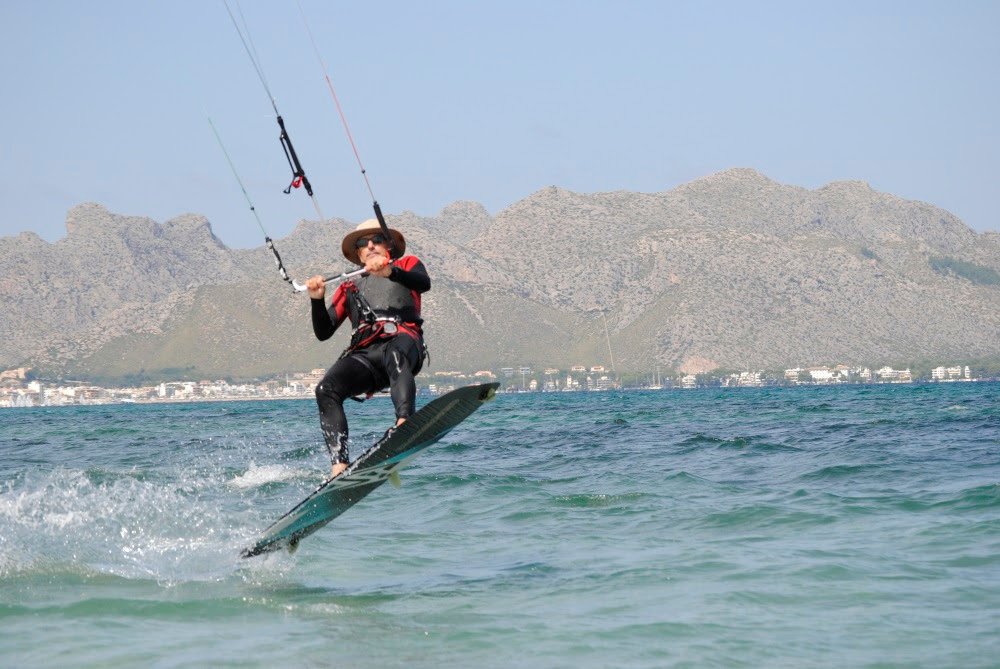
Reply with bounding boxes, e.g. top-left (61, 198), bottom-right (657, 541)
top-left (2, 378), bottom-right (995, 410)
